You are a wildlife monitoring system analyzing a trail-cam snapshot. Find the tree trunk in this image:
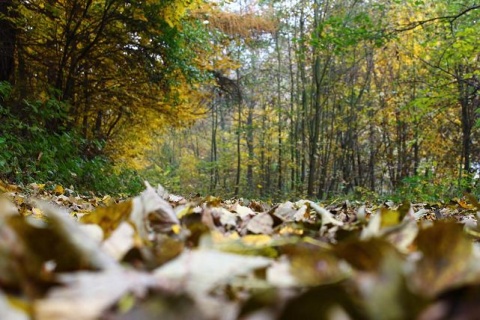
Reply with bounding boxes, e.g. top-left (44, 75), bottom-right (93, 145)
top-left (246, 101), bottom-right (254, 193)
top-left (298, 3), bottom-right (308, 194)
top-left (234, 97), bottom-right (242, 197)
top-left (0, 0), bottom-right (16, 82)
top-left (275, 31), bottom-right (283, 194)
top-left (210, 101), bottom-right (219, 192)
